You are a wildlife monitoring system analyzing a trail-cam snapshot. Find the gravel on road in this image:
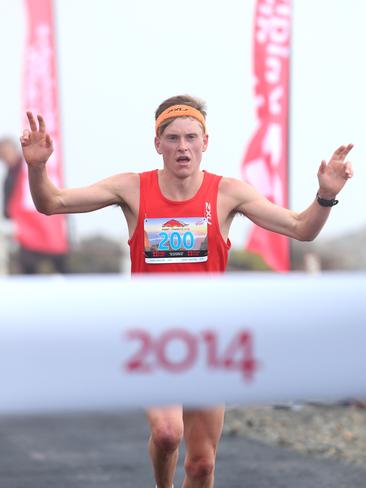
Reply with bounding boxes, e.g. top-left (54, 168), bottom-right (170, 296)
top-left (224, 404), bottom-right (366, 466)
